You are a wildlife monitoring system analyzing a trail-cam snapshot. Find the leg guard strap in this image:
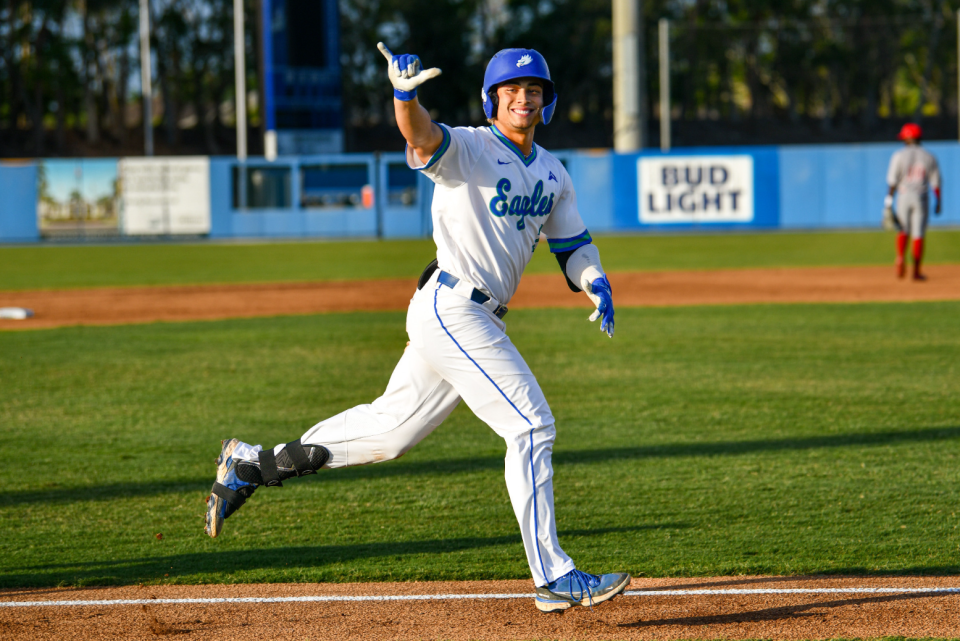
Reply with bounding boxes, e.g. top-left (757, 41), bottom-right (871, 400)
top-left (258, 448), bottom-right (282, 487)
top-left (238, 441), bottom-right (329, 487)
top-left (212, 482), bottom-right (247, 509)
top-left (284, 438), bottom-right (316, 477)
